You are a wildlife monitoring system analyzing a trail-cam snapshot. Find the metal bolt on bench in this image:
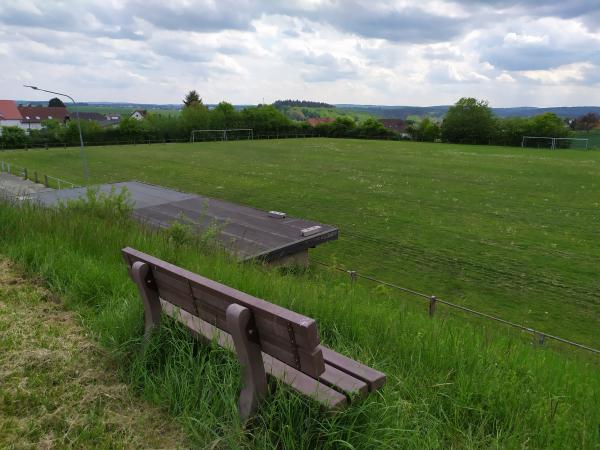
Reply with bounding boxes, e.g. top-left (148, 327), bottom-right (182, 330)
top-left (123, 247), bottom-right (386, 419)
